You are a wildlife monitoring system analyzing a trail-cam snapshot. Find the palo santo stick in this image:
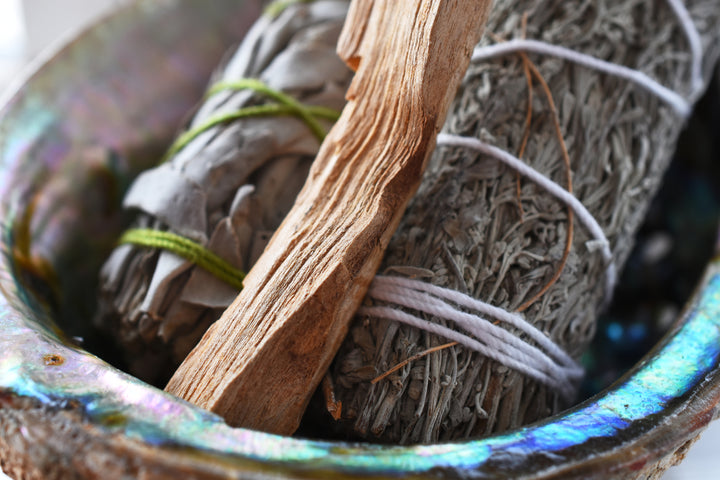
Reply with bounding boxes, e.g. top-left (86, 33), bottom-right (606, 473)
top-left (166, 0), bottom-right (492, 434)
